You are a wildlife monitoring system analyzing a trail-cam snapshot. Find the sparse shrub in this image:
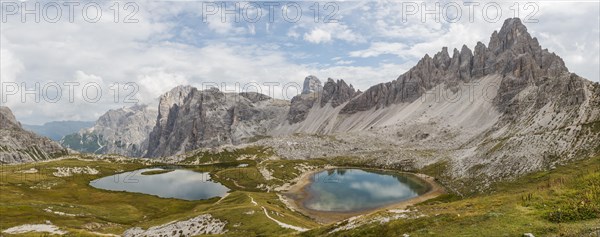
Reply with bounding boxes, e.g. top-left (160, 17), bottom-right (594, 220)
top-left (546, 172), bottom-right (600, 223)
top-left (547, 202), bottom-right (599, 222)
